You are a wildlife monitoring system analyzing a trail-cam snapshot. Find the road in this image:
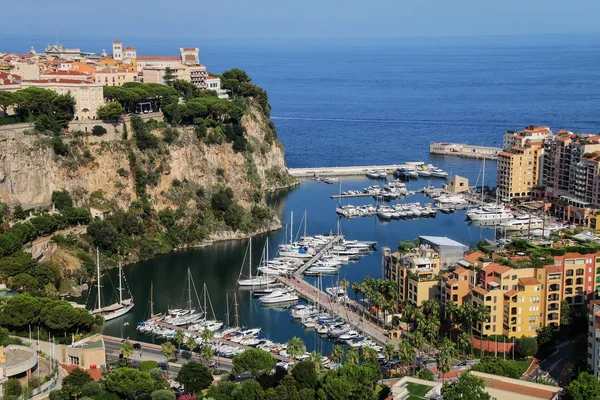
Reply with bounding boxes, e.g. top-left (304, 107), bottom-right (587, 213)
top-left (537, 341), bottom-right (574, 385)
top-left (103, 336), bottom-right (233, 376)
